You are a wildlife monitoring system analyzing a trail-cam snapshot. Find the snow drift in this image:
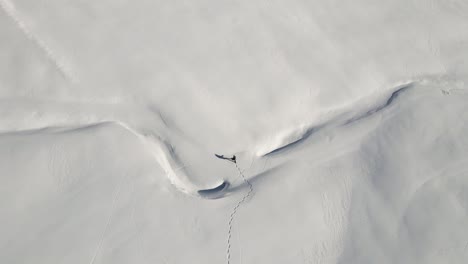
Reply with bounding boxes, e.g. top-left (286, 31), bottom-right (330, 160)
top-left (1, 0), bottom-right (468, 263)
